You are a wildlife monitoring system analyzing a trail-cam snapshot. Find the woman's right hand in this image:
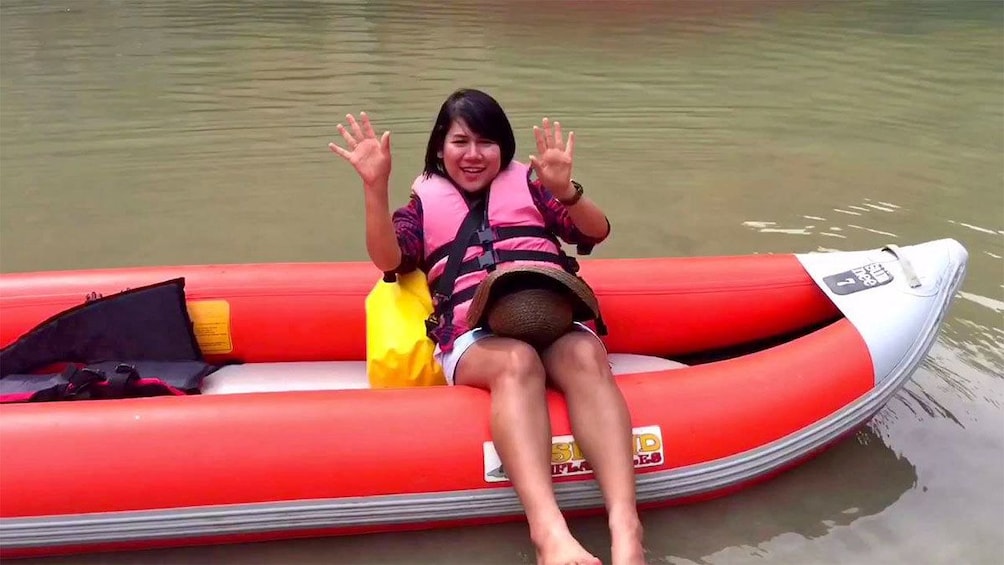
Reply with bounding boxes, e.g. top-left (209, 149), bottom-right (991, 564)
top-left (329, 112), bottom-right (392, 190)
